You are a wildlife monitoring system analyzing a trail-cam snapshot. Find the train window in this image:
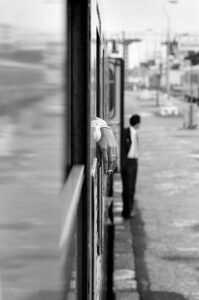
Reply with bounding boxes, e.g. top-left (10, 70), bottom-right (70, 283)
top-left (96, 29), bottom-right (103, 255)
top-left (108, 68), bottom-right (115, 118)
top-left (96, 30), bottom-right (102, 117)
top-left (191, 73), bottom-right (197, 84)
top-left (102, 50), bottom-right (105, 114)
top-left (0, 0), bottom-right (66, 299)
